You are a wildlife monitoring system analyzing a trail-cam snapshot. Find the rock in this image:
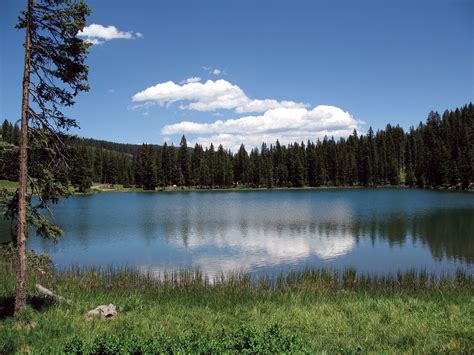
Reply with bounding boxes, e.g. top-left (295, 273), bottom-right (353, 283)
top-left (84, 304), bottom-right (117, 320)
